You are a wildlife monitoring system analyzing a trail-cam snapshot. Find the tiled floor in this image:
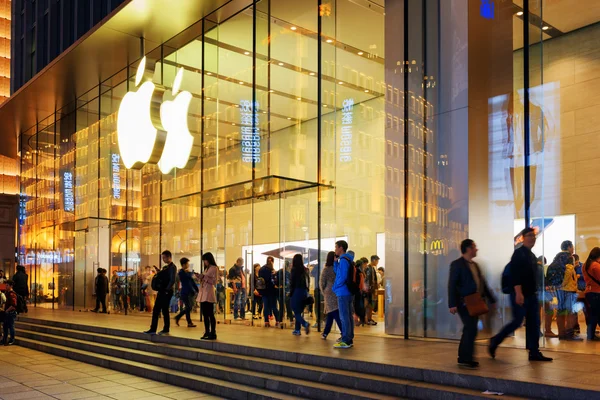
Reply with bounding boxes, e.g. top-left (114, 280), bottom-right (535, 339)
top-left (0, 346), bottom-right (217, 400)
top-left (20, 308), bottom-right (600, 394)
